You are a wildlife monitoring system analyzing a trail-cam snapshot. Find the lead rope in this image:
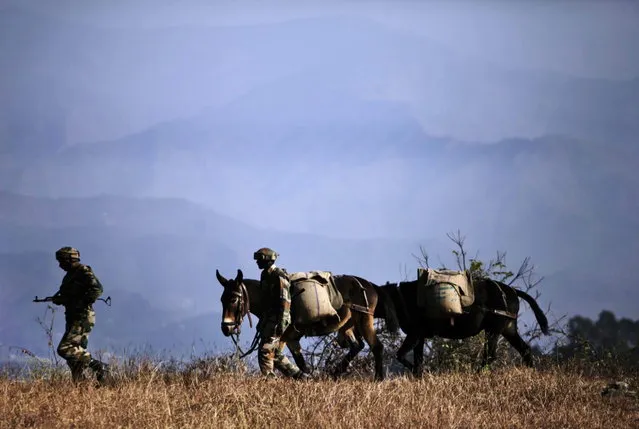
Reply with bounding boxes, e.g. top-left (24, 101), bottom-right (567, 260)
top-left (231, 330), bottom-right (261, 359)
